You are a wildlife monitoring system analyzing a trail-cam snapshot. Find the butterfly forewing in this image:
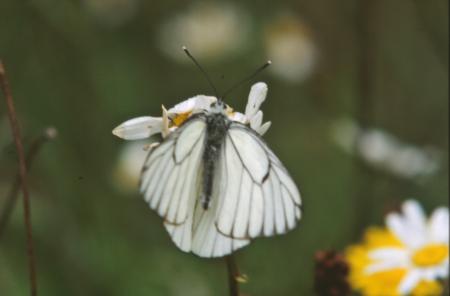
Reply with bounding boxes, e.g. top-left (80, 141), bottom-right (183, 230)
top-left (214, 122), bottom-right (302, 240)
top-left (140, 116), bottom-right (206, 225)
